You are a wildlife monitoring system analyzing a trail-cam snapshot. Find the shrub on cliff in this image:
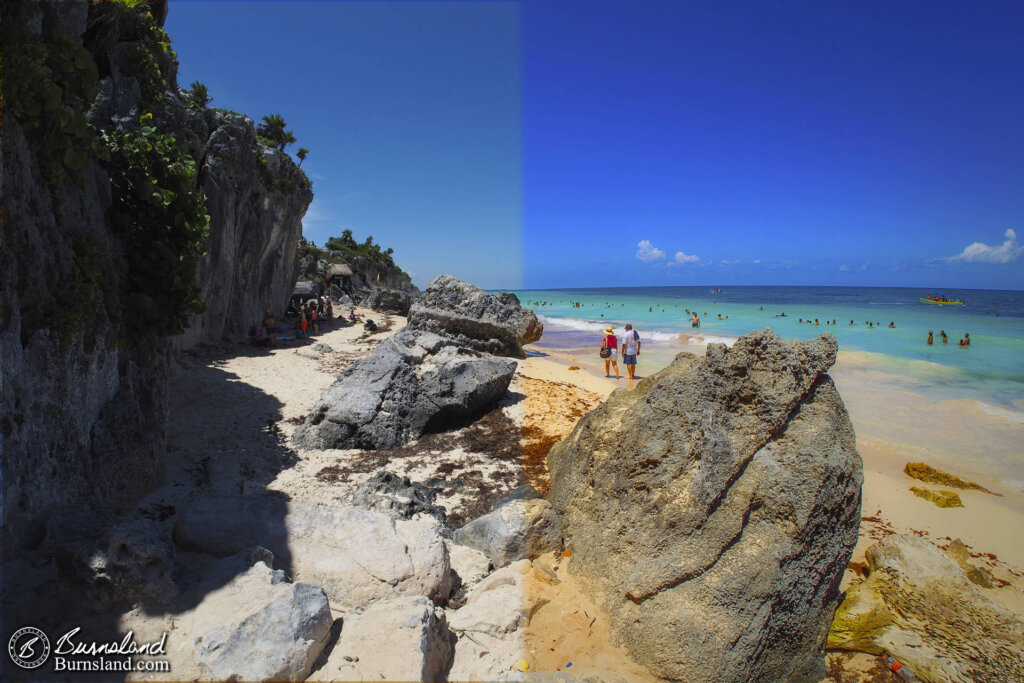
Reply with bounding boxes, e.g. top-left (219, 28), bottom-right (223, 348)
top-left (97, 114), bottom-right (210, 341)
